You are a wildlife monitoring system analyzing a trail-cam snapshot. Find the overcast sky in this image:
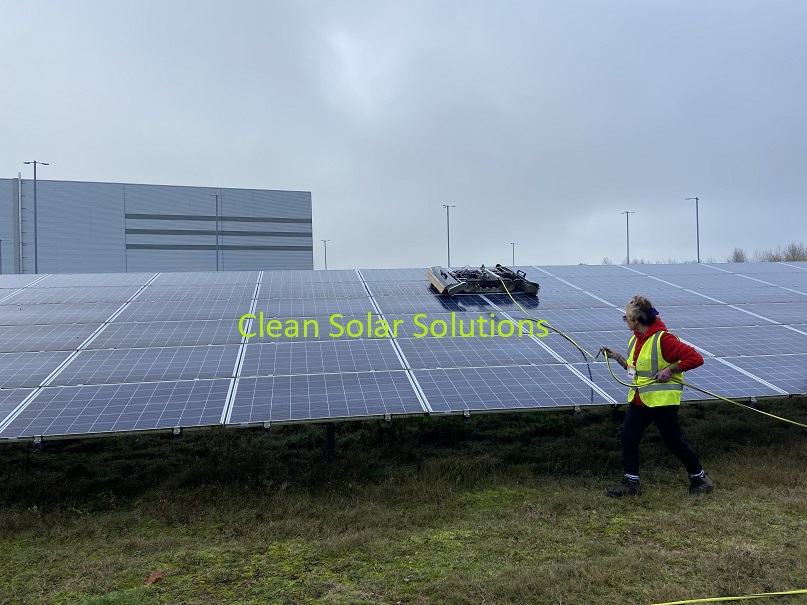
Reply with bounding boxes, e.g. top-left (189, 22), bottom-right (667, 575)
top-left (2, 1), bottom-right (805, 270)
